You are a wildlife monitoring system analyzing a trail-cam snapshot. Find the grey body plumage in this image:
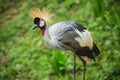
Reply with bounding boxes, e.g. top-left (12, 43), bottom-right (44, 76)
top-left (44, 21), bottom-right (100, 60)
top-left (46, 21), bottom-right (86, 50)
